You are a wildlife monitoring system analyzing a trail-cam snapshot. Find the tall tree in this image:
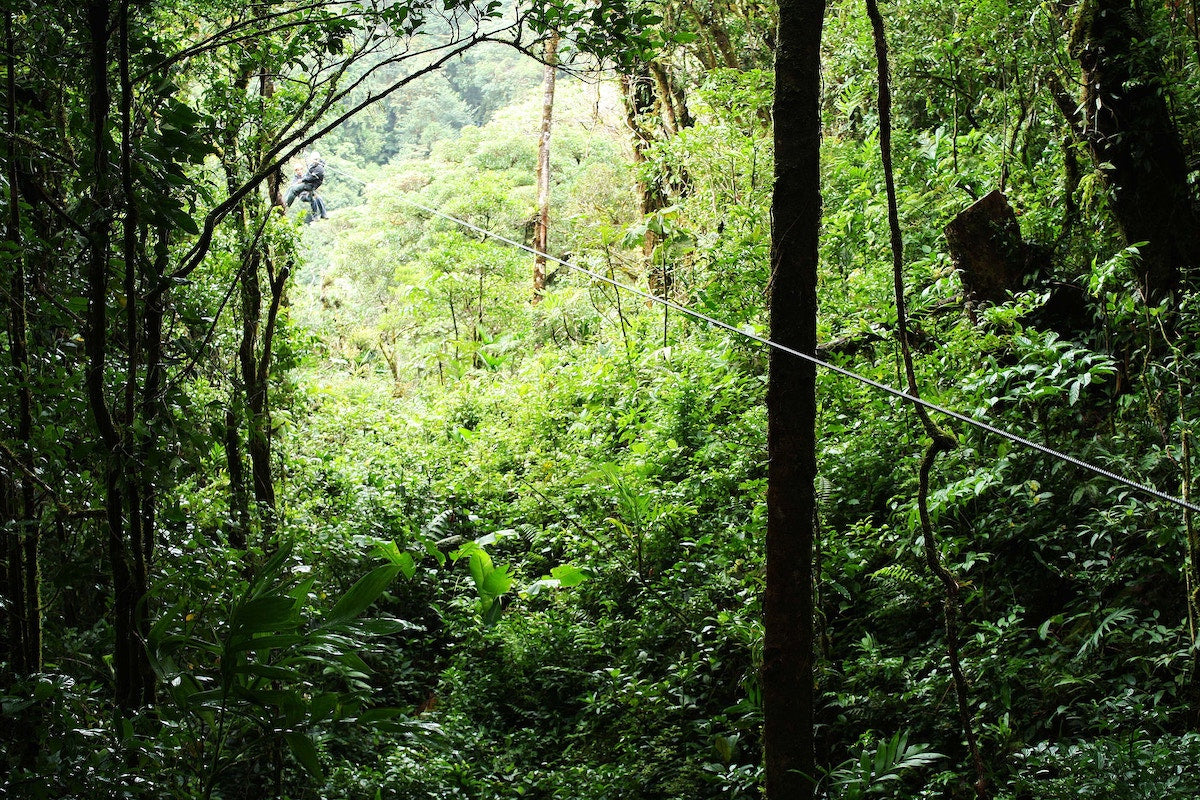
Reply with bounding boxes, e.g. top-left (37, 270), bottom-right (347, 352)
top-left (2, 3), bottom-right (39, 679)
top-left (1065, 0), bottom-right (1200, 301)
top-left (764, 1), bottom-right (824, 798)
top-left (532, 31), bottom-right (559, 303)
